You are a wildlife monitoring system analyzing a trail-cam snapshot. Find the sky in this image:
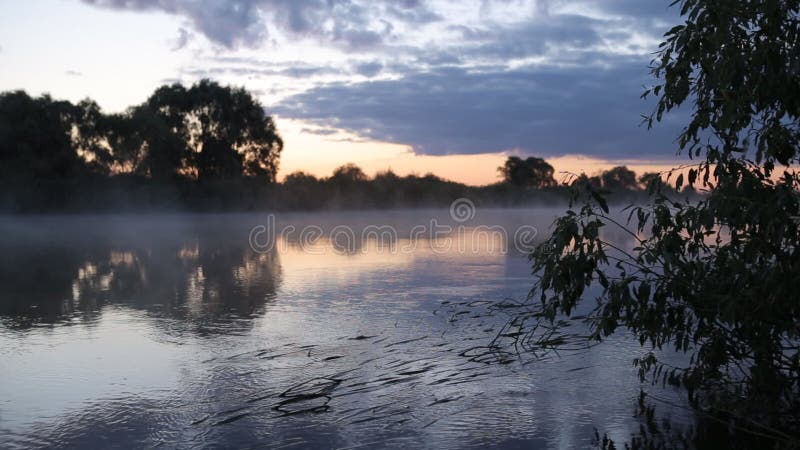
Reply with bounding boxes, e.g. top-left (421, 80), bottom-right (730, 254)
top-left (0, 0), bottom-right (688, 185)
